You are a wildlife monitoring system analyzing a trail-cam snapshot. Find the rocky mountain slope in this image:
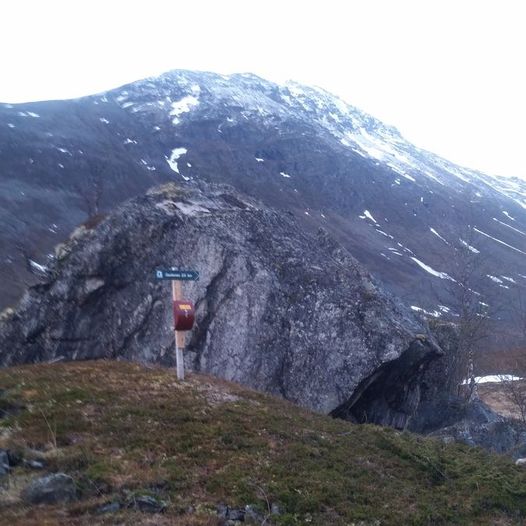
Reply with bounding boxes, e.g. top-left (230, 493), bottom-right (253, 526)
top-left (0, 183), bottom-right (441, 428)
top-left (1, 70), bottom-right (525, 349)
top-left (2, 360), bottom-right (526, 526)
